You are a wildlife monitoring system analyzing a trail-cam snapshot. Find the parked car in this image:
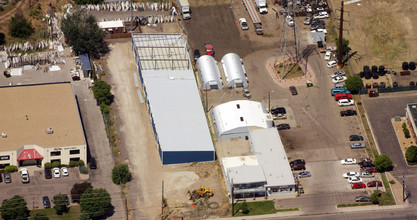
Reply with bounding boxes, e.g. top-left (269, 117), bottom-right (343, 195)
top-left (360, 172), bottom-right (374, 178)
top-left (337, 99), bottom-right (355, 107)
top-left (20, 168), bottom-right (30, 183)
top-left (193, 49), bottom-right (201, 62)
top-left (324, 51), bottom-right (332, 61)
top-left (89, 158), bottom-right (97, 169)
top-left (358, 158), bottom-right (374, 168)
top-left (348, 176), bottom-right (363, 183)
top-left (341, 158), bottom-right (357, 165)
top-left (286, 15), bottom-right (294, 27)
top-left (335, 83), bottom-right (346, 89)
top-left (330, 70), bottom-right (346, 78)
top-left (380, 82), bottom-right (386, 88)
top-left (331, 88), bottom-right (351, 96)
top-left (351, 182), bottom-right (366, 189)
top-left (351, 143), bottom-right (366, 149)
top-left (332, 76), bottom-right (347, 84)
top-left (289, 86), bottom-right (298, 95)
top-left (313, 11), bottom-right (329, 19)
top-left (343, 172), bottom-right (359, 179)
top-left (296, 171), bottom-right (311, 178)
top-left (340, 109), bottom-right (357, 117)
top-left (242, 88), bottom-right (252, 99)
top-left (372, 82), bottom-right (379, 88)
top-left (44, 168), bottom-right (52, 179)
top-left (43, 196), bottom-right (51, 209)
top-left (327, 60), bottom-right (337, 68)
top-left (53, 167), bottom-right (61, 178)
top-left (276, 123), bottom-right (291, 130)
top-left (290, 159), bottom-right (306, 166)
top-left (367, 180), bottom-right (382, 187)
top-left (361, 166), bottom-right (377, 173)
top-left (271, 107), bottom-right (286, 115)
top-left (61, 167), bottom-right (69, 177)
top-left (239, 18), bottom-right (249, 30)
top-left (335, 93), bottom-right (352, 101)
top-left (349, 135), bottom-right (364, 141)
top-left (365, 83), bottom-right (371, 89)
top-left (304, 16), bottom-right (311, 25)
top-left (355, 196), bottom-right (371, 202)
top-left (291, 163), bottom-right (306, 171)
top-left (4, 172), bottom-right (11, 184)
top-left (273, 113), bottom-right (287, 120)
